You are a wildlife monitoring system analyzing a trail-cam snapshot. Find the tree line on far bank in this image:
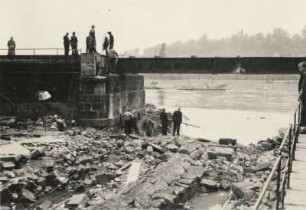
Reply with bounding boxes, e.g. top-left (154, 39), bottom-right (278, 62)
top-left (126, 27), bottom-right (306, 57)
